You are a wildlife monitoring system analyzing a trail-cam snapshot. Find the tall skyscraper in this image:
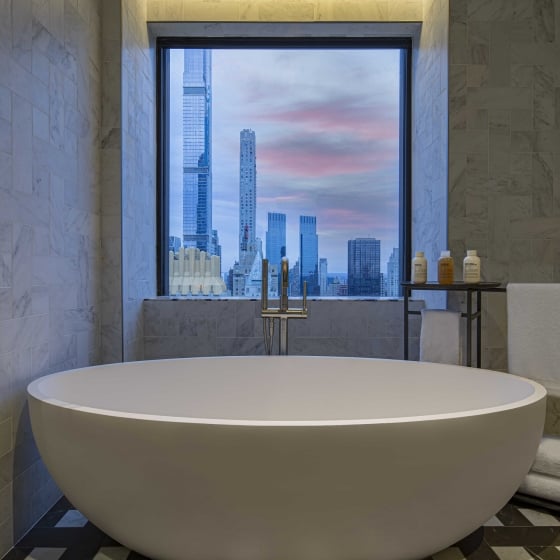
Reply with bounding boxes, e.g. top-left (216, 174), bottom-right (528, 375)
top-left (386, 247), bottom-right (400, 297)
top-left (233, 129), bottom-right (260, 297)
top-left (299, 215), bottom-right (319, 296)
top-left (347, 238), bottom-right (381, 296)
top-left (266, 212), bottom-right (286, 270)
top-left (319, 258), bottom-right (328, 296)
top-left (239, 129), bottom-right (257, 256)
top-left (182, 49), bottom-right (213, 254)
